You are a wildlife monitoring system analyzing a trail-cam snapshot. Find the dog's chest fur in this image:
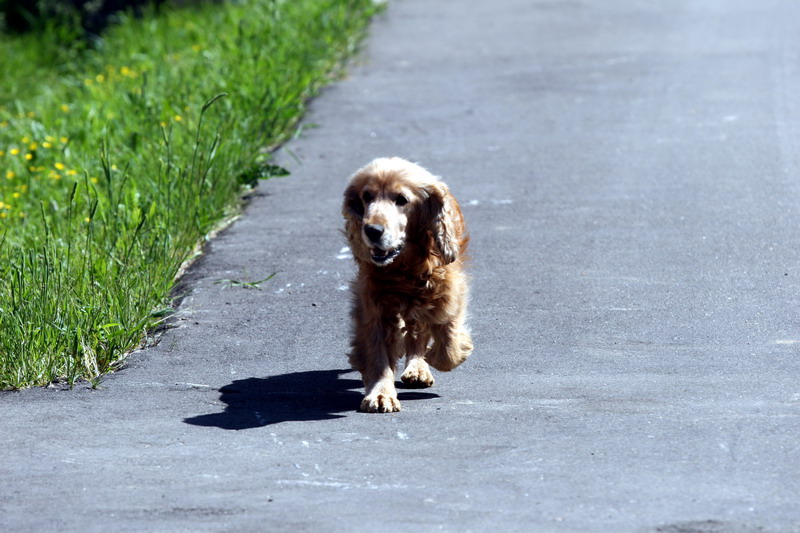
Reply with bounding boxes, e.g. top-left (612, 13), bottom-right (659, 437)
top-left (360, 261), bottom-right (452, 322)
